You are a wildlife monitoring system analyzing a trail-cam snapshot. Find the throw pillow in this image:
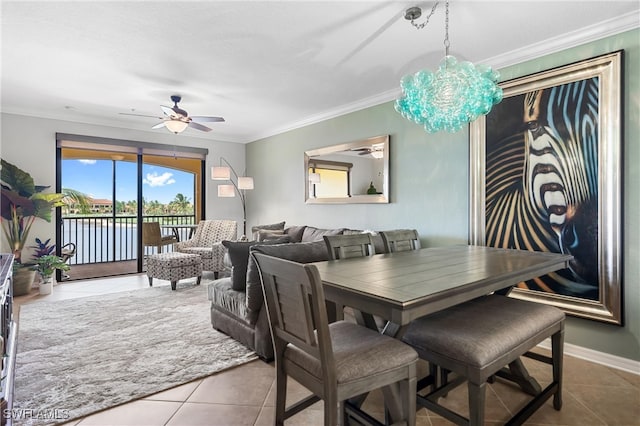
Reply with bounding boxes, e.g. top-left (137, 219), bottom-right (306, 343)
top-left (246, 240), bottom-right (331, 314)
top-left (256, 229), bottom-right (285, 241)
top-left (284, 225), bottom-right (306, 242)
top-left (251, 221), bottom-right (286, 240)
top-left (222, 236), bottom-right (291, 291)
top-left (301, 226), bottom-right (345, 242)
